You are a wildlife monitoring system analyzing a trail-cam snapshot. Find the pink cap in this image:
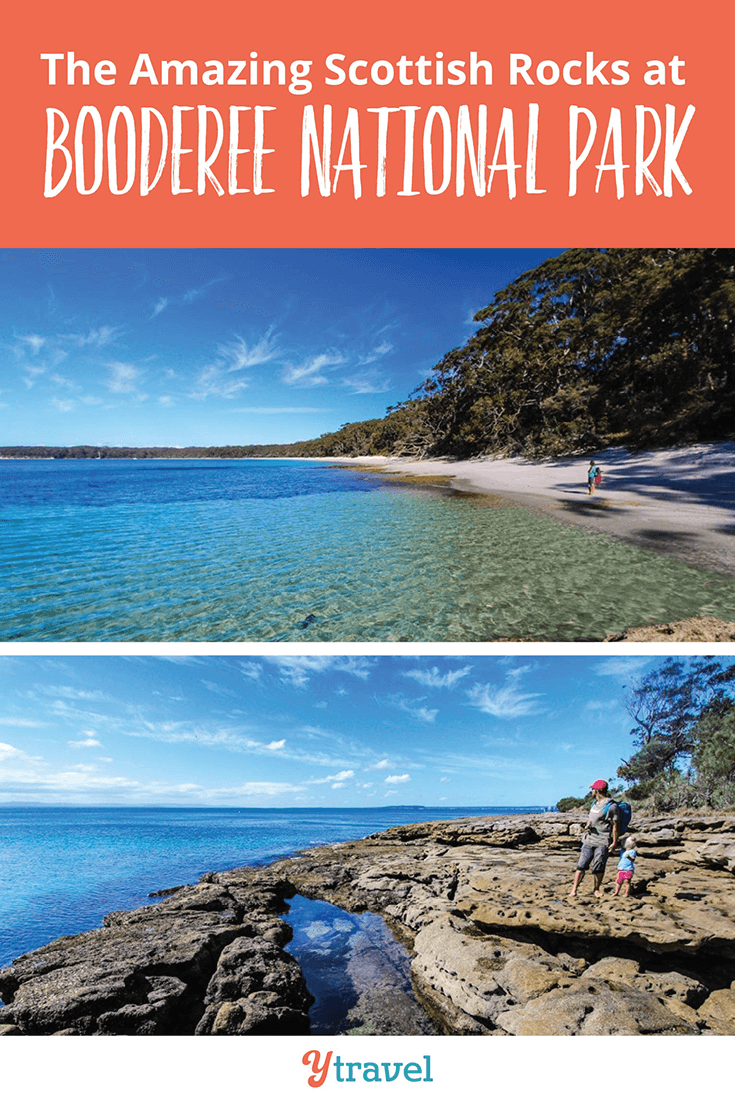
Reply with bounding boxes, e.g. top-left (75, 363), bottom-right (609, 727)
top-left (590, 779), bottom-right (608, 790)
